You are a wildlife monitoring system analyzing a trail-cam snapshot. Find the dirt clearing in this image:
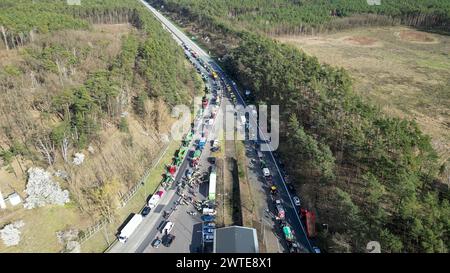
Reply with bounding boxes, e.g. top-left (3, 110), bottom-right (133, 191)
top-left (342, 36), bottom-right (379, 46)
top-left (396, 30), bottom-right (438, 43)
